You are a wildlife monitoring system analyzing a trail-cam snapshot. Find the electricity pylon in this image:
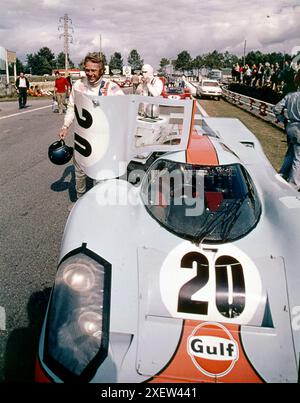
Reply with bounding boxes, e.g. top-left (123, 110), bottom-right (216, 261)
top-left (58, 14), bottom-right (74, 72)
